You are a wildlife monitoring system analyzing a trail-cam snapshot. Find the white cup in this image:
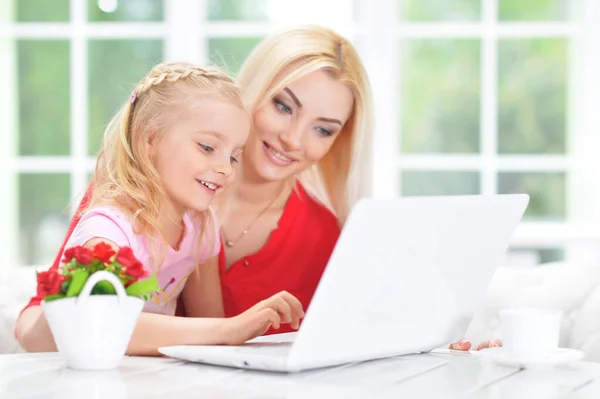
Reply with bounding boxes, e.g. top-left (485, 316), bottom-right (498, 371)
top-left (498, 308), bottom-right (562, 360)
